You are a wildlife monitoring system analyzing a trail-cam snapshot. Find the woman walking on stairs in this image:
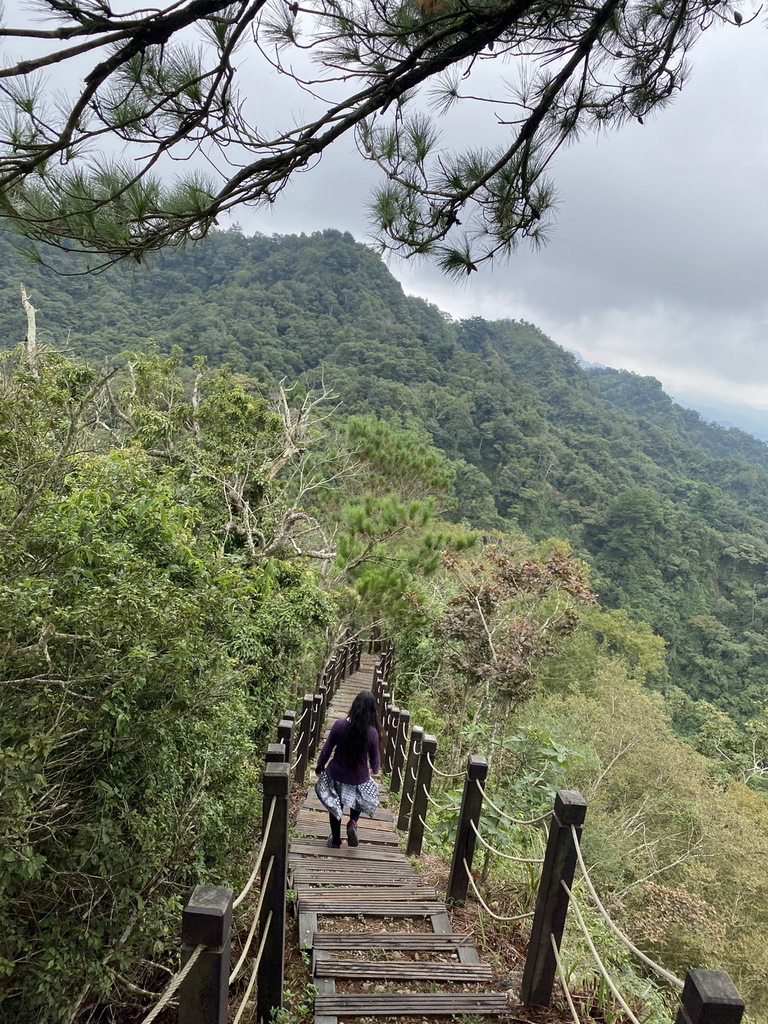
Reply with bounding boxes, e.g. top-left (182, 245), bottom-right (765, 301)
top-left (314, 690), bottom-right (380, 848)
